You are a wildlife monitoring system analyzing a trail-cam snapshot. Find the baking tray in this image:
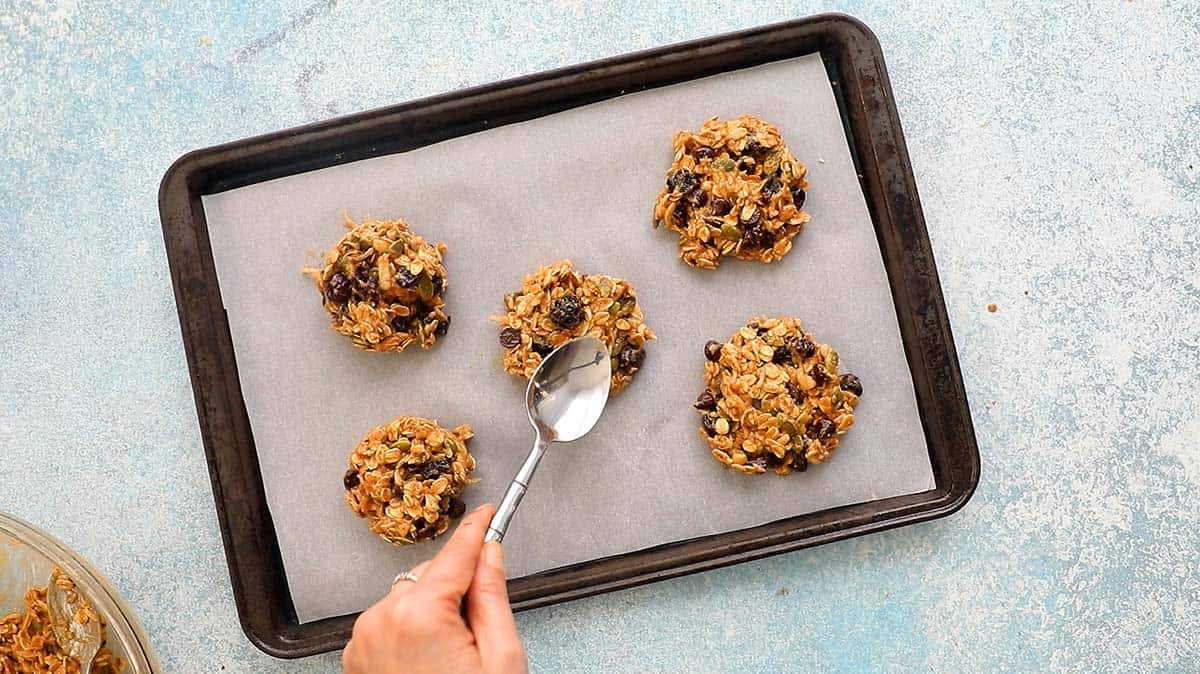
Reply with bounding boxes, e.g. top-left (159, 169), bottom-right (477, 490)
top-left (158, 14), bottom-right (979, 658)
